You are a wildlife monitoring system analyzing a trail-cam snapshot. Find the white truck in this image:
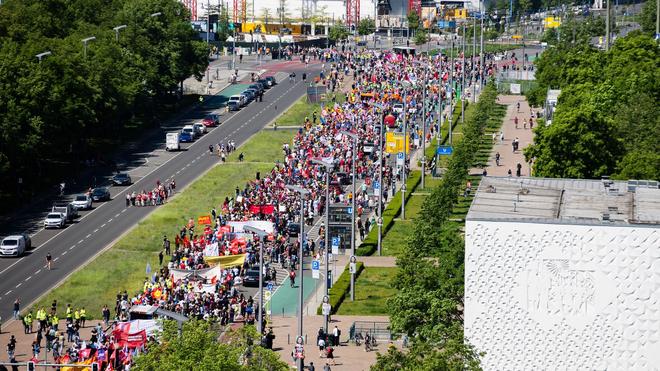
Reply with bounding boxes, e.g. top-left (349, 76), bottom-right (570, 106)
top-left (52, 203), bottom-right (77, 222)
top-left (166, 132), bottom-right (180, 151)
